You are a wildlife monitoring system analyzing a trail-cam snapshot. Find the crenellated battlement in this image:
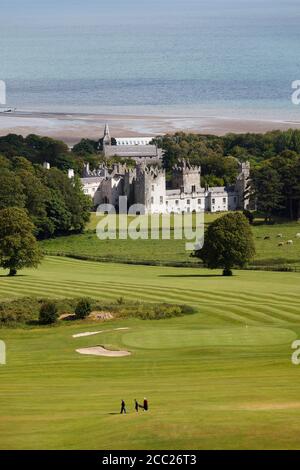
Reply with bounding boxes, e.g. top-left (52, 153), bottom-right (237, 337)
top-left (80, 158), bottom-right (250, 213)
top-left (171, 159), bottom-right (201, 193)
top-left (172, 159), bottom-right (201, 174)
